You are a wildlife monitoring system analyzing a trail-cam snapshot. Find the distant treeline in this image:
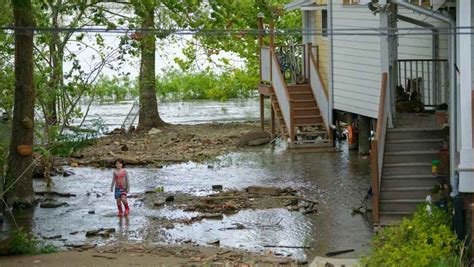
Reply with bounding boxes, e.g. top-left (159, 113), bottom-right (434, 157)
top-left (94, 69), bottom-right (259, 102)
